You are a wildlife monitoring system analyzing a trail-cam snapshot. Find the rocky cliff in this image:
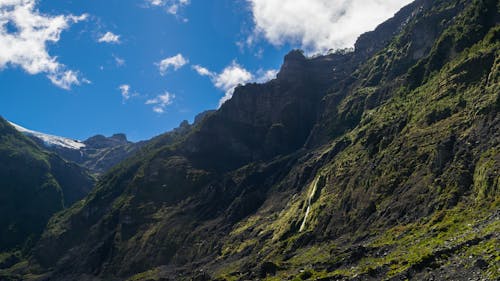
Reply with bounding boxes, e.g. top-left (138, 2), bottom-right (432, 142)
top-left (1, 0), bottom-right (499, 280)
